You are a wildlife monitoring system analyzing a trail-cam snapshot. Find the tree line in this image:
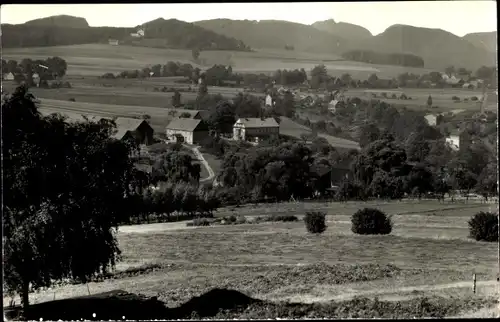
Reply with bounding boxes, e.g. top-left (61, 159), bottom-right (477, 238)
top-left (2, 57), bottom-right (68, 85)
top-left (341, 50), bottom-right (425, 68)
top-left (1, 21), bottom-right (251, 51)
